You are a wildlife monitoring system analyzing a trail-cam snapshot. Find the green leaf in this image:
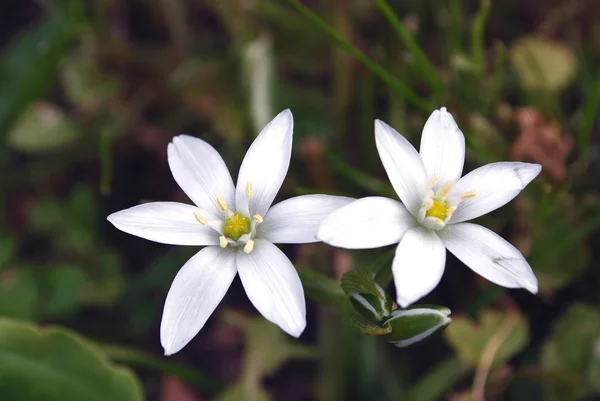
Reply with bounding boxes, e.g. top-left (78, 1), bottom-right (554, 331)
top-left (38, 265), bottom-right (86, 318)
top-left (509, 35), bottom-right (577, 92)
top-left (345, 301), bottom-right (392, 336)
top-left (0, 268), bottom-right (38, 320)
top-left (384, 307), bottom-right (451, 347)
top-left (342, 268), bottom-right (394, 322)
top-left (444, 309), bottom-right (529, 366)
top-left (0, 235), bottom-right (16, 271)
top-left (214, 383), bottom-right (270, 401)
top-left (60, 52), bottom-right (120, 114)
top-left (297, 268), bottom-right (345, 307)
top-left (0, 1), bottom-right (83, 138)
top-left (341, 268), bottom-right (385, 299)
top-left (7, 102), bottom-right (82, 154)
top-left (0, 318), bottom-right (144, 401)
top-left (541, 303), bottom-right (600, 400)
top-left (245, 316), bottom-right (317, 379)
top-left (405, 357), bottom-right (471, 401)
